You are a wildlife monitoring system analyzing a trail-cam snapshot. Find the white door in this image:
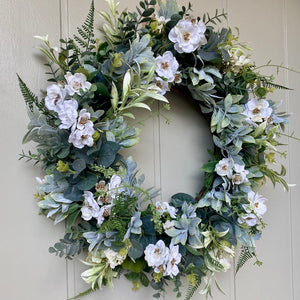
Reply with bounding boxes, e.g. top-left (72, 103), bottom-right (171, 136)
top-left (1, 0), bottom-right (299, 299)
